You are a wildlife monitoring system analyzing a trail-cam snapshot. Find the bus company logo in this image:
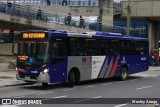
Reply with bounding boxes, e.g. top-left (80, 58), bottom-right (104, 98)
top-left (2, 99), bottom-right (11, 105)
top-left (82, 57), bottom-right (91, 64)
top-left (93, 60), bottom-right (102, 65)
top-left (93, 61), bottom-right (96, 65)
